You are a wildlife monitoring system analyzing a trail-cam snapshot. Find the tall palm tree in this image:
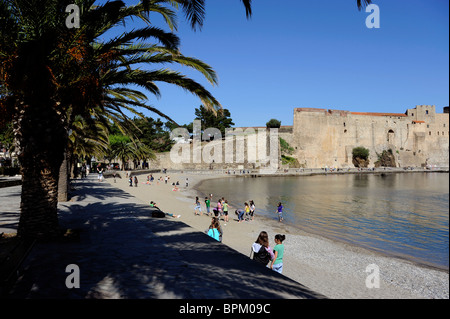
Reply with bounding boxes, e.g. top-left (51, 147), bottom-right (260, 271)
top-left (0, 0), bottom-right (372, 239)
top-left (0, 0), bottom-right (220, 238)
